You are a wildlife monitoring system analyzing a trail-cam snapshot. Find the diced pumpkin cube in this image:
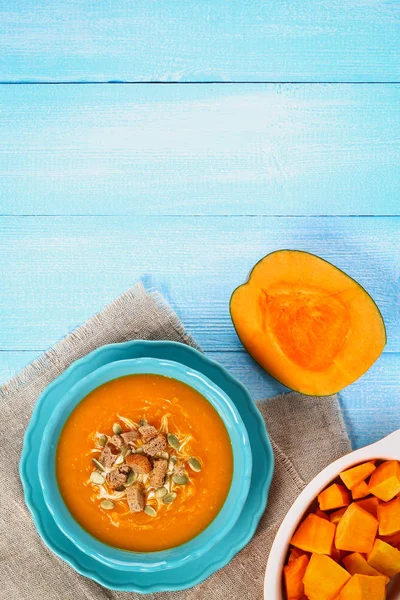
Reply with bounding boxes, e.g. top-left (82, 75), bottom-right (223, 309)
top-left (352, 481), bottom-right (370, 500)
top-left (368, 460), bottom-right (400, 502)
top-left (380, 531), bottom-right (400, 548)
top-left (343, 552), bottom-right (390, 584)
top-left (315, 508), bottom-right (330, 521)
top-left (330, 545), bottom-right (341, 562)
top-left (303, 554), bottom-right (351, 600)
top-left (330, 507), bottom-right (347, 525)
top-left (330, 546), bottom-right (348, 563)
top-left (338, 574), bottom-right (387, 600)
top-left (355, 496), bottom-right (380, 518)
top-left (340, 462), bottom-right (376, 490)
top-left (284, 554), bottom-right (309, 599)
top-left (335, 503), bottom-right (378, 553)
top-left (367, 538), bottom-right (400, 577)
top-left (288, 547), bottom-right (307, 563)
top-left (291, 514), bottom-right (336, 555)
top-left (318, 484), bottom-right (351, 511)
top-left (377, 496), bottom-right (400, 536)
